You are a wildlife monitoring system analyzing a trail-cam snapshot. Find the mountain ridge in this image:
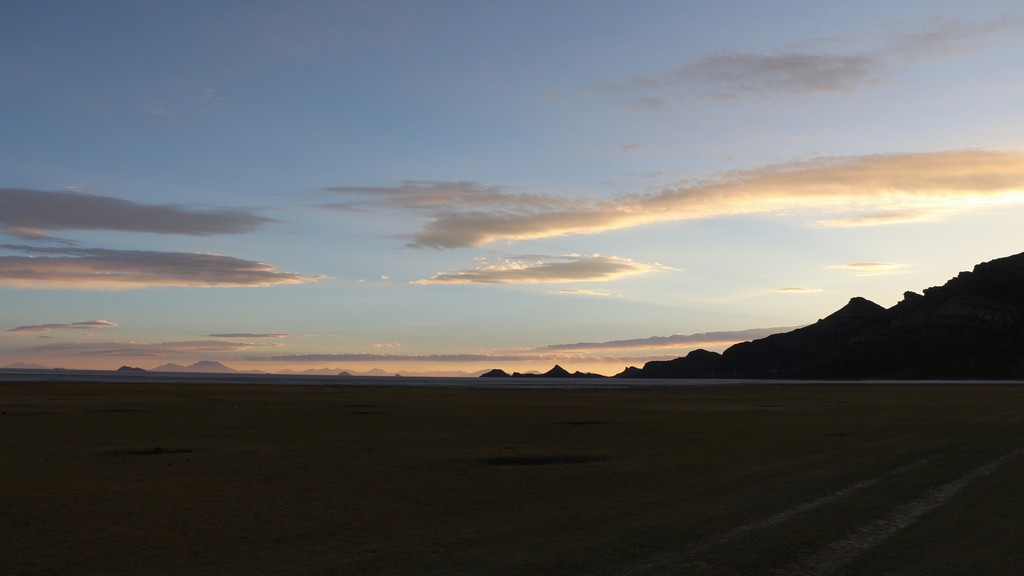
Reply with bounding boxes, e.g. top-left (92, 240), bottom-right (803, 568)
top-left (622, 251), bottom-right (1024, 379)
top-left (151, 360), bottom-right (240, 373)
